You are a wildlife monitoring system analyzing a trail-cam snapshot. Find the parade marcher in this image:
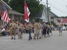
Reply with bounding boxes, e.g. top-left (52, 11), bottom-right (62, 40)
top-left (58, 23), bottom-right (62, 35)
top-left (42, 22), bottom-right (46, 37)
top-left (34, 20), bottom-right (40, 39)
top-left (49, 25), bottom-right (52, 35)
top-left (46, 24), bottom-right (50, 36)
top-left (10, 21), bottom-right (16, 40)
top-left (37, 22), bottom-right (42, 39)
top-left (26, 22), bottom-right (33, 40)
top-left (21, 23), bottom-right (25, 35)
top-left (17, 22), bottom-right (23, 39)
